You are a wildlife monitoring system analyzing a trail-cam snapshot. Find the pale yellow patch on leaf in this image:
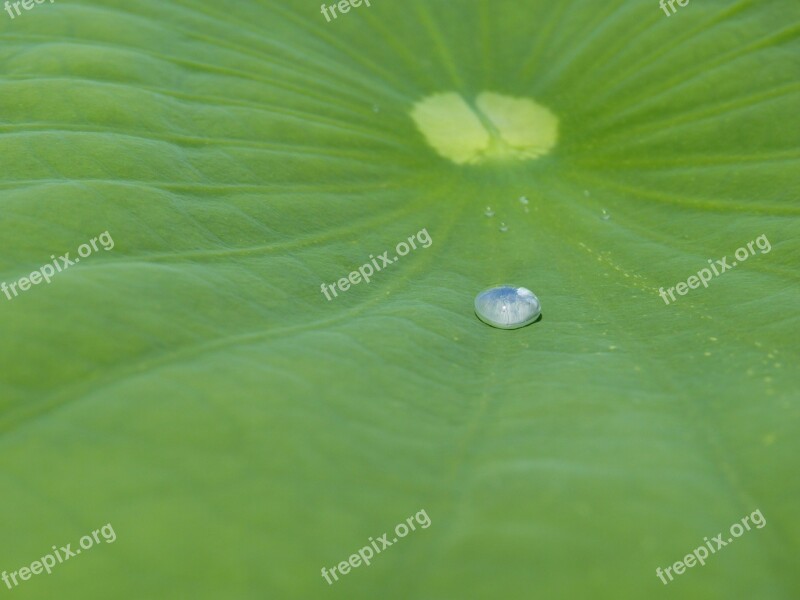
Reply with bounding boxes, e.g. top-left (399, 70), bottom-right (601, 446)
top-left (476, 92), bottom-right (558, 159)
top-left (410, 91), bottom-right (558, 165)
top-left (409, 92), bottom-right (490, 165)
